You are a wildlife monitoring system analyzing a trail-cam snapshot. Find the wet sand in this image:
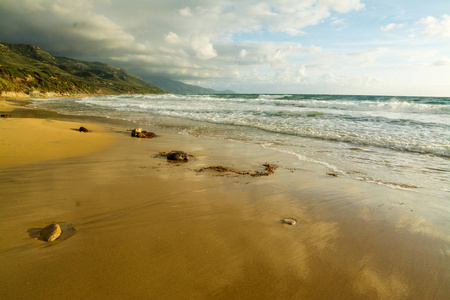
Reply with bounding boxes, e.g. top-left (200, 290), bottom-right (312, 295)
top-left (0, 99), bottom-right (449, 299)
